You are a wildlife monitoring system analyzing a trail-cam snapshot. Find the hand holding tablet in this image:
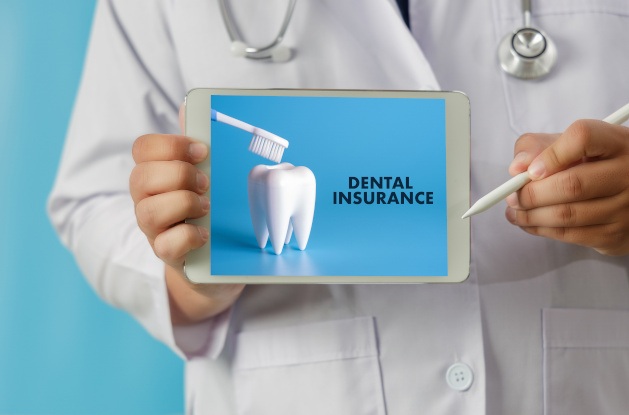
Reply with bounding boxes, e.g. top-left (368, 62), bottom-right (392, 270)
top-left (184, 89), bottom-right (471, 284)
